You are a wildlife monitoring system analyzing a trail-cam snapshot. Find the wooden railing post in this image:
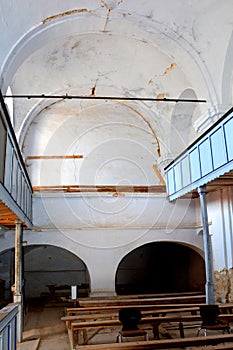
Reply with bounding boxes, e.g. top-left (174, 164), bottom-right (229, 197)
top-left (13, 221), bottom-right (23, 343)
